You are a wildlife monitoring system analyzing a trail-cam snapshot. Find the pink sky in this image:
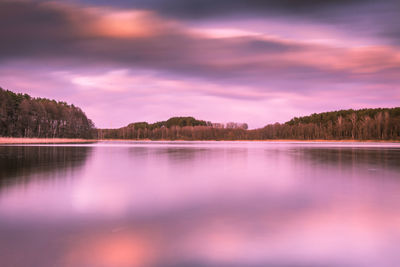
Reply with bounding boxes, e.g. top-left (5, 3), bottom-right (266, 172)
top-left (0, 0), bottom-right (399, 128)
